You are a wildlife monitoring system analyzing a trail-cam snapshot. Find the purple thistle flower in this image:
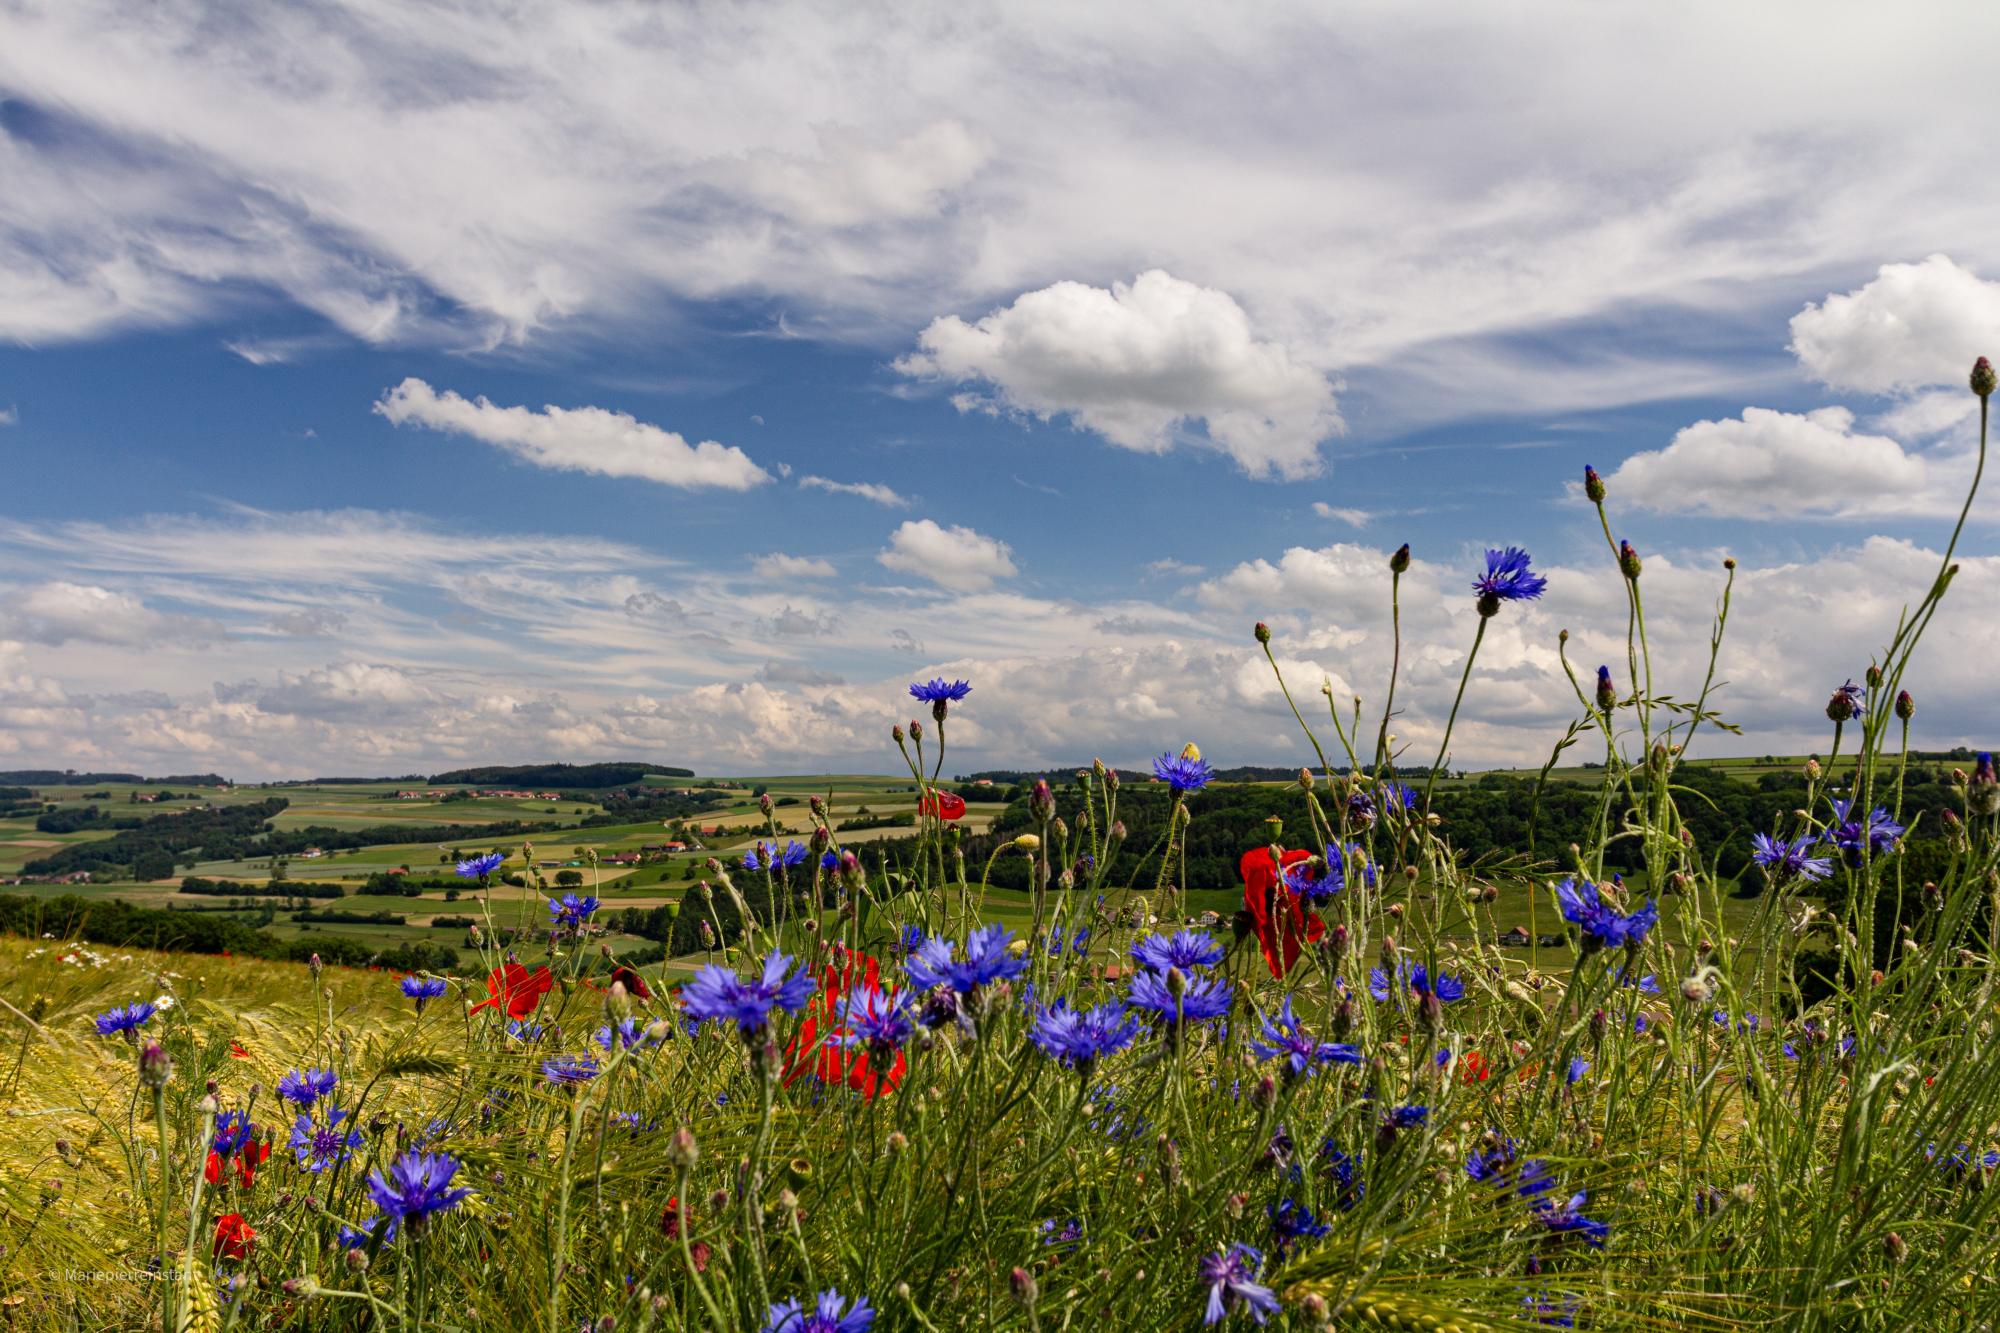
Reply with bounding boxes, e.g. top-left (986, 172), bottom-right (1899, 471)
top-left (541, 1054), bottom-right (600, 1086)
top-left (365, 1150), bottom-right (473, 1229)
top-left (1131, 929), bottom-right (1225, 973)
top-left (547, 893), bottom-right (600, 927)
top-left (683, 950), bottom-right (816, 1036)
top-left (1472, 546), bottom-right (1548, 604)
top-left (276, 1067), bottom-right (338, 1108)
top-left (1553, 877), bottom-right (1657, 952)
top-left (1749, 833), bottom-right (1831, 883)
top-left (1198, 1243), bottom-right (1281, 1325)
top-left (1128, 970), bottom-right (1233, 1027)
top-left (94, 1002), bottom-right (156, 1038)
top-left (1152, 749), bottom-right (1215, 793)
top-left (400, 975), bottom-right (449, 1010)
top-left (1251, 997), bottom-right (1360, 1078)
top-left (761, 1288), bottom-right (876, 1333)
top-left (908, 678), bottom-right (971, 705)
top-left (290, 1108), bottom-right (364, 1172)
top-left (455, 852), bottom-right (504, 879)
top-left (1029, 999), bottom-right (1142, 1070)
